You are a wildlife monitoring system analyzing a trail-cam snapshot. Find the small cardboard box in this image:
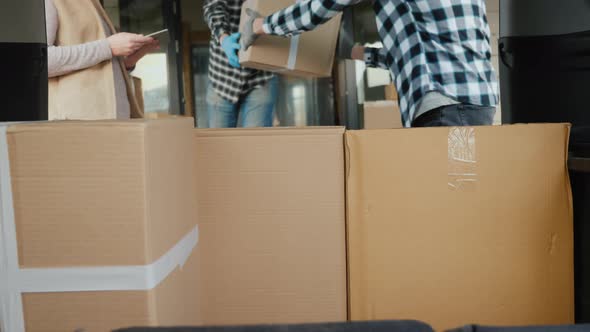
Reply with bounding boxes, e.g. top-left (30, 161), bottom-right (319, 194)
top-left (0, 118), bottom-right (201, 332)
top-left (239, 0), bottom-right (342, 78)
top-left (363, 101), bottom-right (403, 129)
top-left (346, 124), bottom-right (574, 331)
top-left (384, 84), bottom-right (398, 101)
